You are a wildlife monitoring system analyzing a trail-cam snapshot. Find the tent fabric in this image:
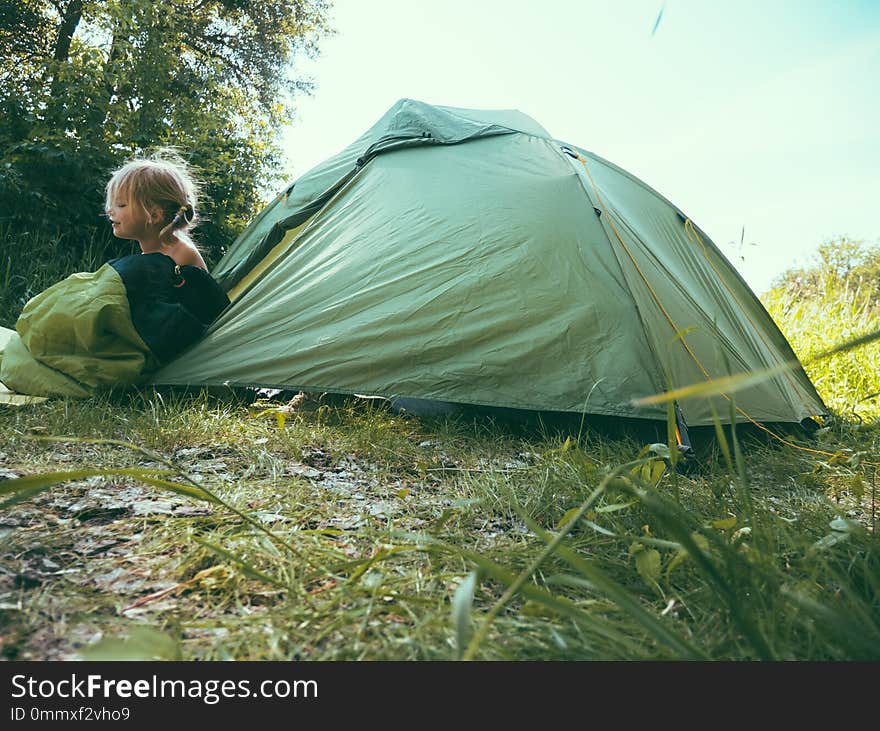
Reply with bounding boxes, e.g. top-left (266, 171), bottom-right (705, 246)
top-left (154, 98), bottom-right (826, 426)
top-left (212, 100), bottom-right (546, 292)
